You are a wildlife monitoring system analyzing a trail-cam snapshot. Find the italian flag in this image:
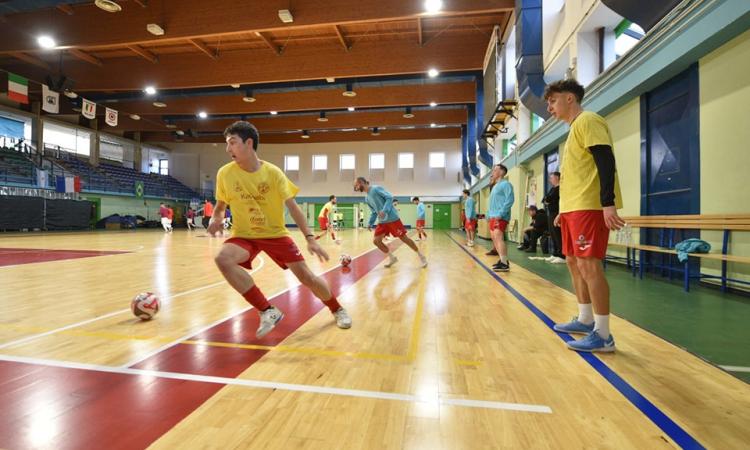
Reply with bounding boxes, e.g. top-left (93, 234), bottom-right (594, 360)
top-left (8, 73), bottom-right (28, 104)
